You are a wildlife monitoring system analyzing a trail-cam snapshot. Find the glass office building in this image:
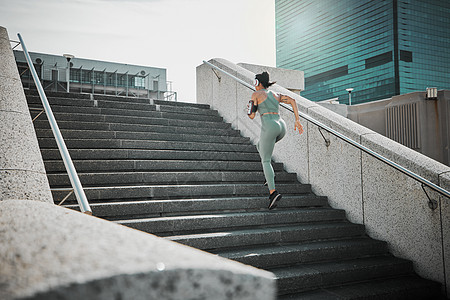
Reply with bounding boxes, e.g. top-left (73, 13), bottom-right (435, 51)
top-left (276, 0), bottom-right (450, 104)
